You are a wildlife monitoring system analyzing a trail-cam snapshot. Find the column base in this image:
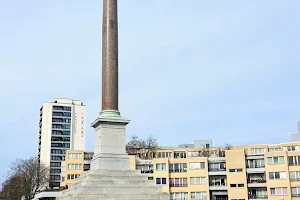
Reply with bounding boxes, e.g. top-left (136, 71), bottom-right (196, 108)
top-left (90, 153), bottom-right (130, 170)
